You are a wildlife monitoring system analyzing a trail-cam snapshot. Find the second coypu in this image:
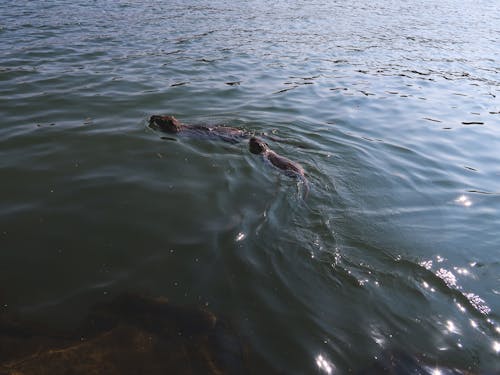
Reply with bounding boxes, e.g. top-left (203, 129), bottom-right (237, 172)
top-left (249, 137), bottom-right (309, 197)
